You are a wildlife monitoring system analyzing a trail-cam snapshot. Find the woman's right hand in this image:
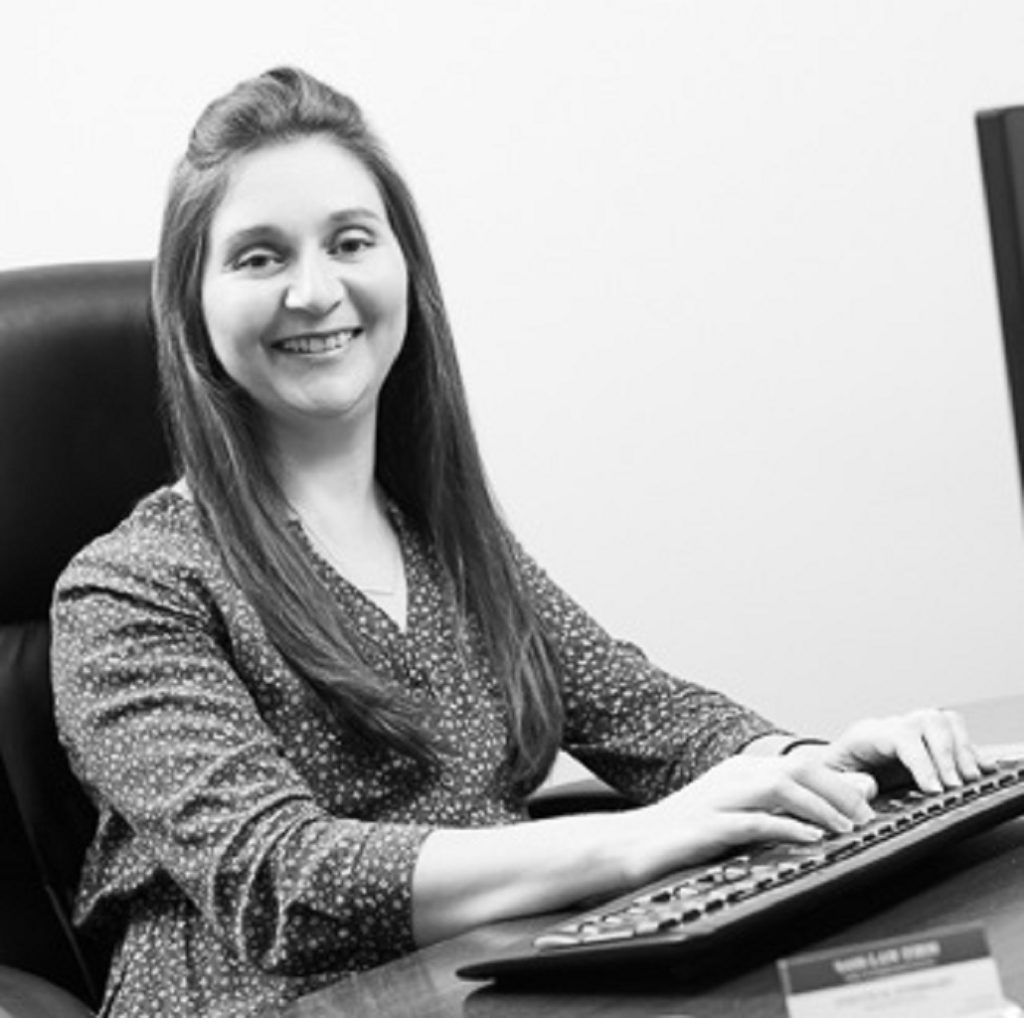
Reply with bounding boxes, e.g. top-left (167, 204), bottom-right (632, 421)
top-left (414, 748), bottom-right (878, 946)
top-left (612, 753), bottom-right (877, 887)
